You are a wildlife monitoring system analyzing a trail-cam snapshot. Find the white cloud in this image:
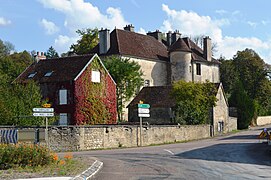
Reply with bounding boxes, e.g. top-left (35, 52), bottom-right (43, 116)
top-left (54, 35), bottom-right (78, 53)
top-left (40, 18), bottom-right (59, 35)
top-left (247, 21), bottom-right (257, 28)
top-left (161, 4), bottom-right (271, 64)
top-left (0, 17), bottom-right (11, 26)
top-left (39, 0), bottom-right (128, 31)
top-left (215, 10), bottom-right (228, 15)
top-left (138, 27), bottom-right (146, 35)
top-left (161, 4), bottom-right (224, 43)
